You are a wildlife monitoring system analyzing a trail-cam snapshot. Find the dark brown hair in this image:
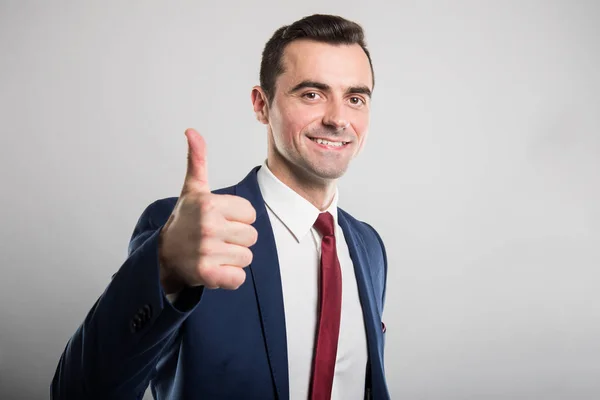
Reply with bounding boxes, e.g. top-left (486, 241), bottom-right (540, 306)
top-left (259, 14), bottom-right (374, 105)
